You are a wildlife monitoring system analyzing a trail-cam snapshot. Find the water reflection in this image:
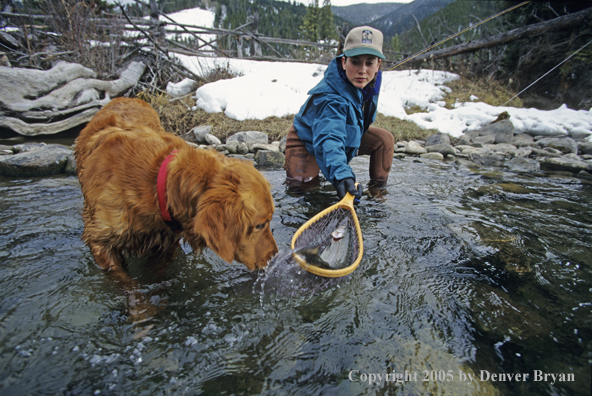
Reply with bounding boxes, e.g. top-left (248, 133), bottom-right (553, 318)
top-left (0, 155), bottom-right (590, 395)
